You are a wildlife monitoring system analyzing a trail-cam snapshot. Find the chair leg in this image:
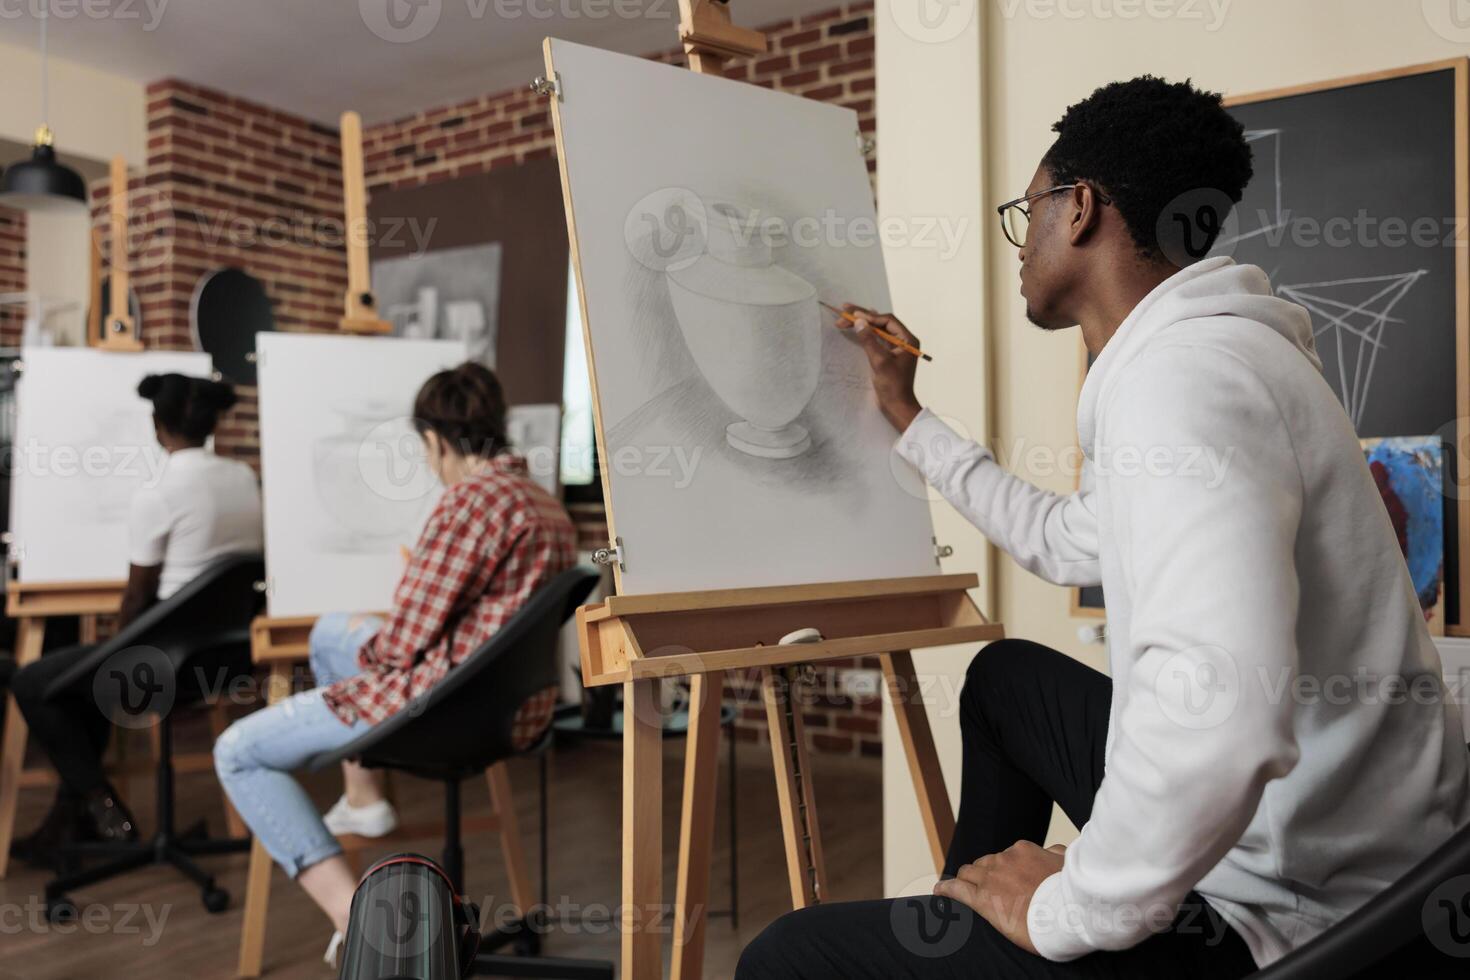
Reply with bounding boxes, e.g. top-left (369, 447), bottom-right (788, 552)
top-left (45, 711), bottom-right (240, 923)
top-left (443, 777), bottom-right (465, 894)
top-left (207, 699), bottom-right (248, 839)
top-left (540, 751), bottom-right (549, 913)
top-left (487, 761), bottom-right (535, 920)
